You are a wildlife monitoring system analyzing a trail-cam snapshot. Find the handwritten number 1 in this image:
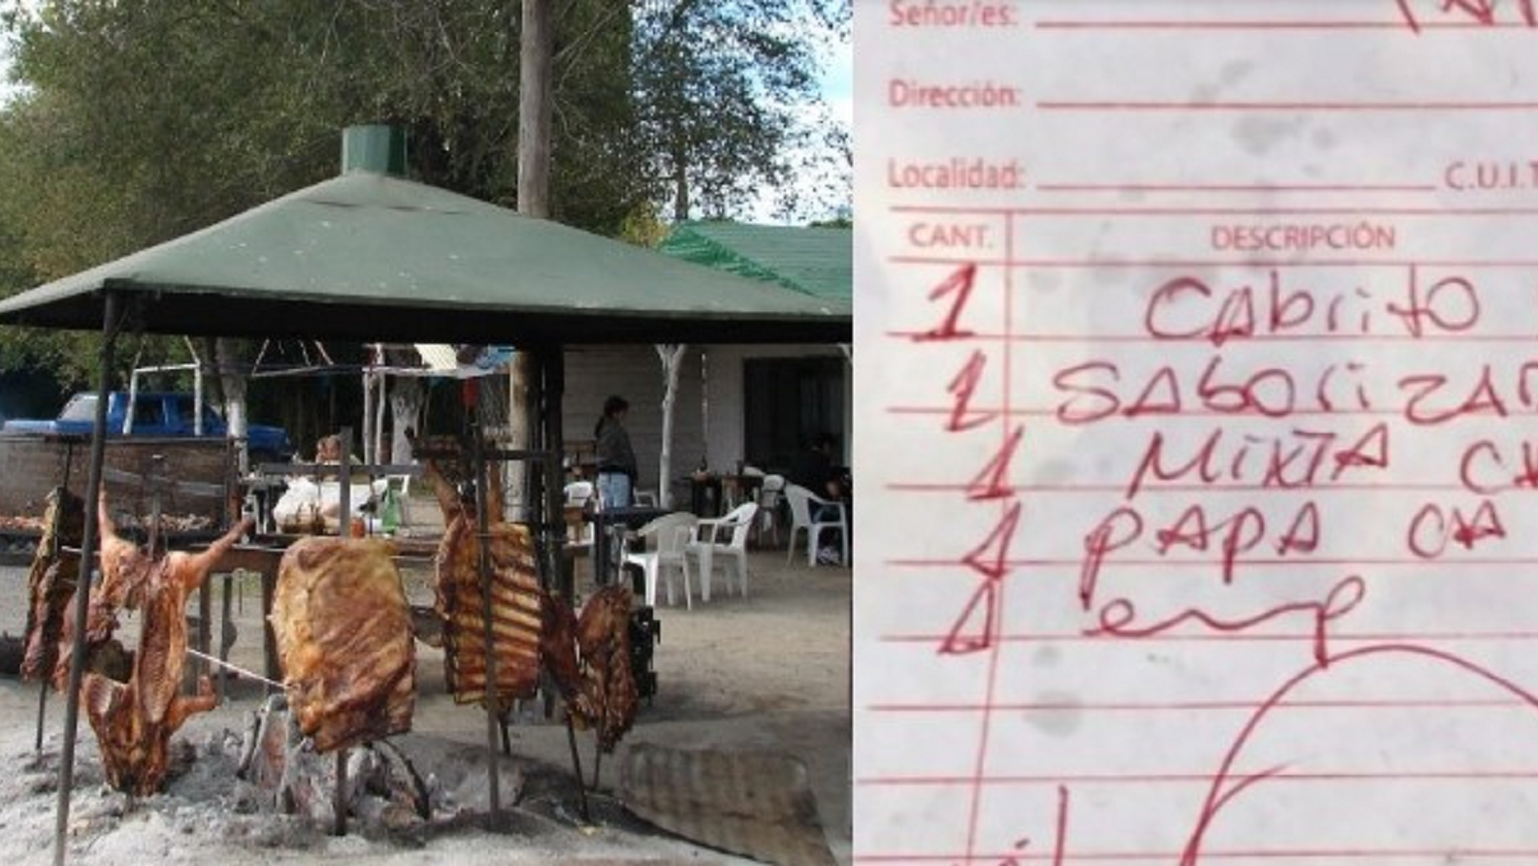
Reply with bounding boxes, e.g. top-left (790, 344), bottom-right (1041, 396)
top-left (948, 350), bottom-right (997, 431)
top-left (914, 263), bottom-right (978, 341)
top-left (968, 425), bottom-right (1025, 500)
